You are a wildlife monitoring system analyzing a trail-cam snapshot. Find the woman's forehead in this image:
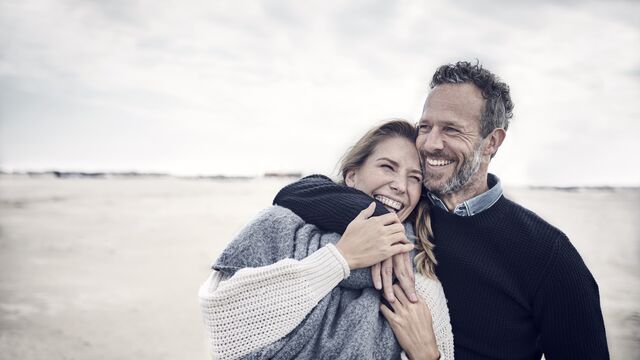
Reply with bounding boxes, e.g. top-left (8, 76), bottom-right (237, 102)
top-left (369, 137), bottom-right (421, 170)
